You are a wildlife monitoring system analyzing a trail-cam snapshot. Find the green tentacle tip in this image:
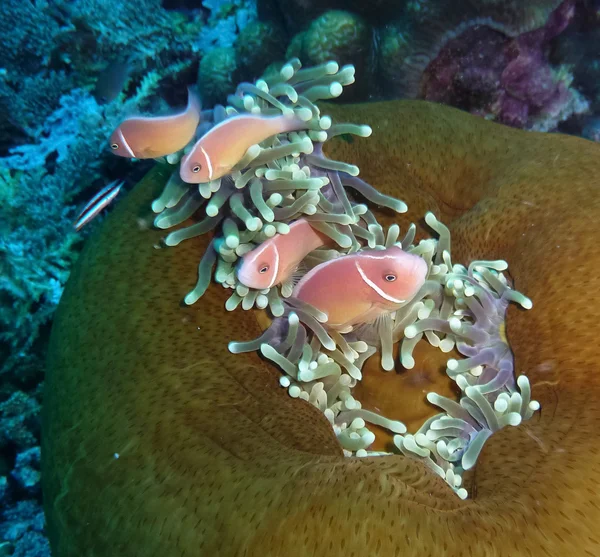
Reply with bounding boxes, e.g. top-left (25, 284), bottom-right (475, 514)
top-left (184, 291), bottom-right (200, 305)
top-left (151, 199), bottom-right (166, 213)
top-left (329, 82), bottom-right (343, 97)
top-left (425, 212), bottom-right (438, 226)
top-left (325, 61), bottom-right (340, 74)
top-left (359, 125), bottom-right (372, 137)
